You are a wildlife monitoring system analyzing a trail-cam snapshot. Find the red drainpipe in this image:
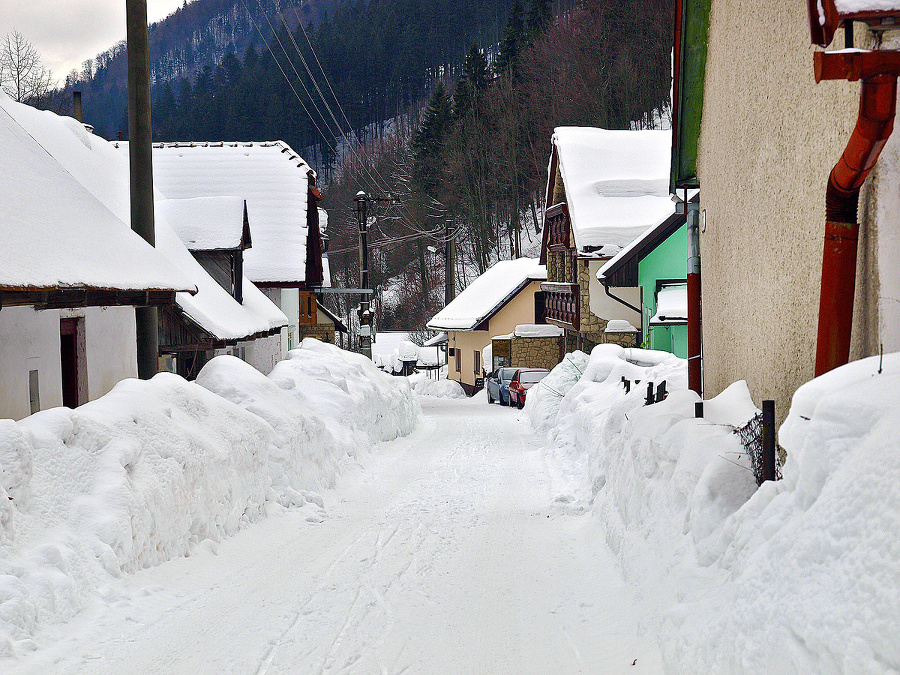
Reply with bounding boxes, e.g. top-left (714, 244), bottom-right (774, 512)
top-left (814, 51), bottom-right (900, 376)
